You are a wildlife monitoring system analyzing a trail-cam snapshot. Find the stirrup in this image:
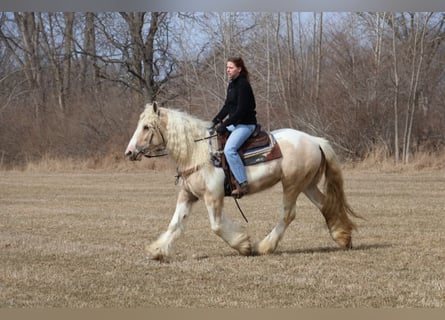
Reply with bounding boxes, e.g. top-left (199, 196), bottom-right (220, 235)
top-left (231, 182), bottom-right (249, 199)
